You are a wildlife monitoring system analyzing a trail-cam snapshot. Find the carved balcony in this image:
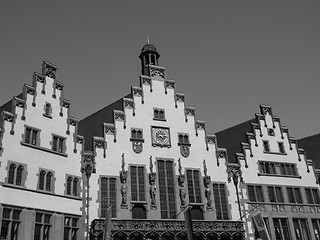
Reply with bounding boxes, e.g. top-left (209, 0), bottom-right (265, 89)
top-left (90, 219), bottom-right (245, 240)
